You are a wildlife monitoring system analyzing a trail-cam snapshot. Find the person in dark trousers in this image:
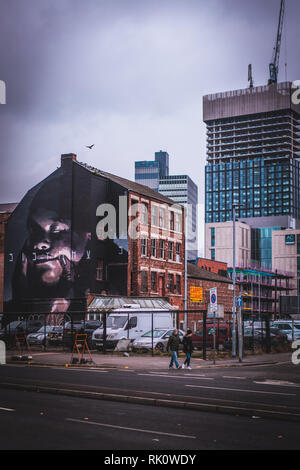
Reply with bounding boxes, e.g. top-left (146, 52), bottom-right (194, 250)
top-left (182, 329), bottom-right (193, 370)
top-left (167, 329), bottom-right (181, 369)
